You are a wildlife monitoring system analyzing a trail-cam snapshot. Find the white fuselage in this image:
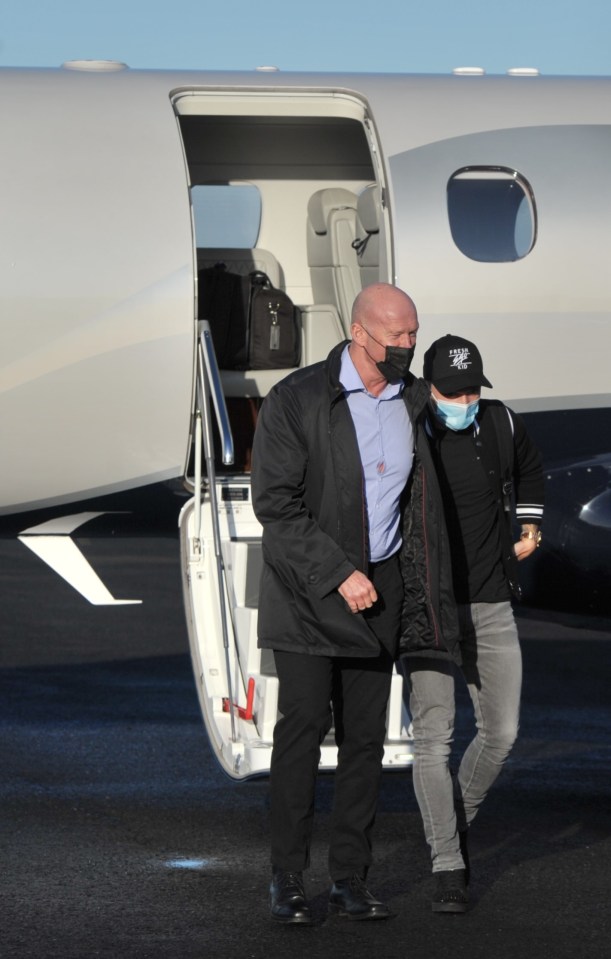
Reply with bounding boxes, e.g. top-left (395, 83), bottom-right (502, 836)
top-left (1, 66), bottom-right (610, 512)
